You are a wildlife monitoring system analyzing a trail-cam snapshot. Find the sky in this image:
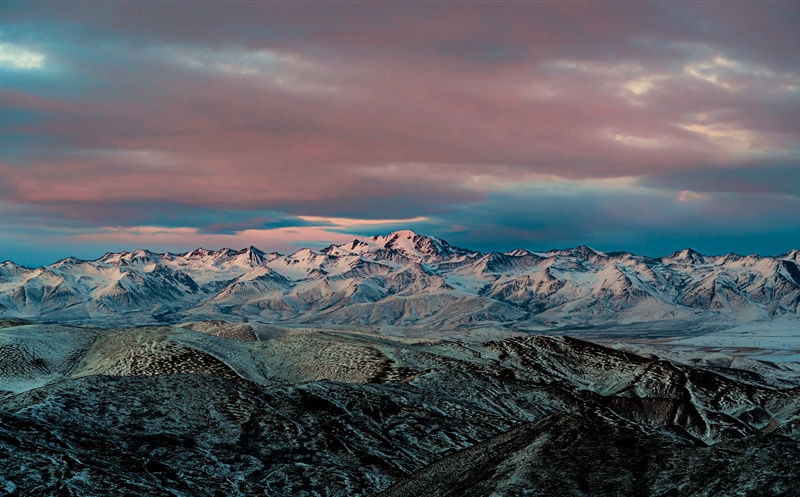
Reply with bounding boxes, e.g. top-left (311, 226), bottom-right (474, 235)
top-left (1, 1), bottom-right (799, 266)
